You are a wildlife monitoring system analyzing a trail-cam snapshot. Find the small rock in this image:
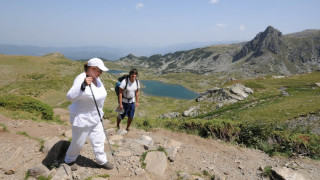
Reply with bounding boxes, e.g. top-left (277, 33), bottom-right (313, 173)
top-left (28, 164), bottom-right (49, 177)
top-left (178, 172), bottom-right (191, 180)
top-left (4, 170), bottom-right (14, 175)
top-left (117, 129), bottom-right (128, 135)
